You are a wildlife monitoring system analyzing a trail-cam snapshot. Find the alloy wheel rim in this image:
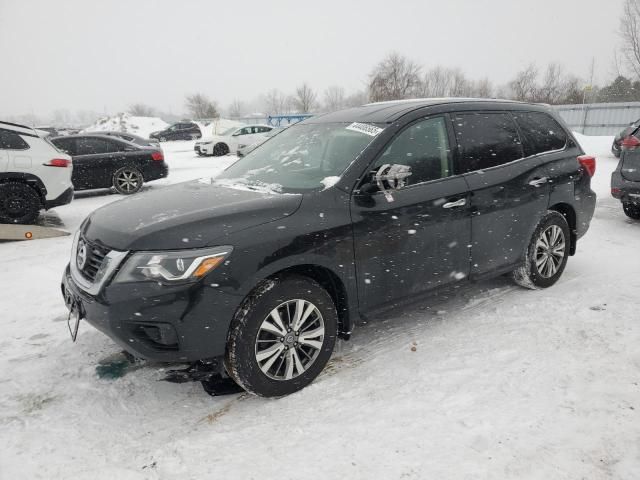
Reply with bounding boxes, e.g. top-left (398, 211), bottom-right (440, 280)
top-left (535, 225), bottom-right (565, 278)
top-left (255, 299), bottom-right (325, 381)
top-left (116, 171), bottom-right (140, 192)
